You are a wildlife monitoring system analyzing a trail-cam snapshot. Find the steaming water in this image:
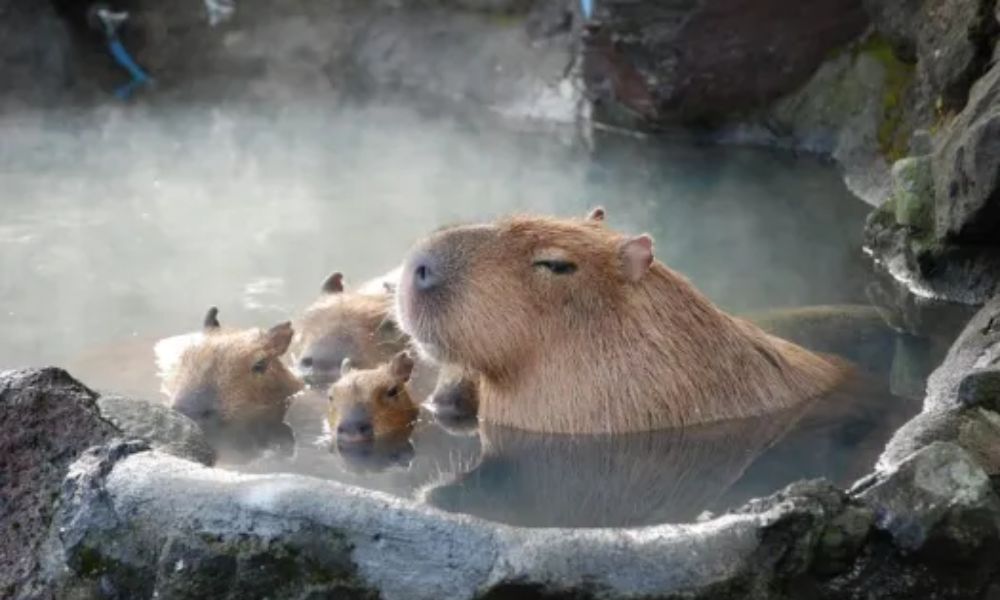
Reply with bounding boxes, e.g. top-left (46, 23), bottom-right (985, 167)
top-left (0, 99), bottom-right (952, 527)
